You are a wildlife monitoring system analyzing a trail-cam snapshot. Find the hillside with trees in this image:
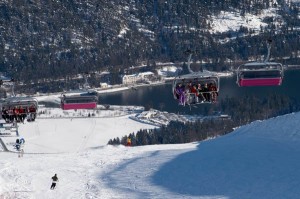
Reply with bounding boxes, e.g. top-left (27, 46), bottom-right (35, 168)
top-left (0, 0), bottom-right (299, 93)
